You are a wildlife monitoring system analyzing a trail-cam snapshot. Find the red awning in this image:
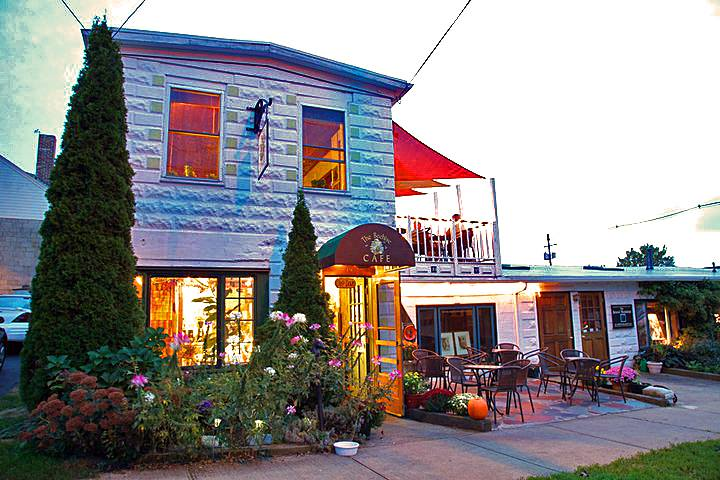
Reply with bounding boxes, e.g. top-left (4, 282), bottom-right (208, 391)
top-left (393, 122), bottom-right (483, 197)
